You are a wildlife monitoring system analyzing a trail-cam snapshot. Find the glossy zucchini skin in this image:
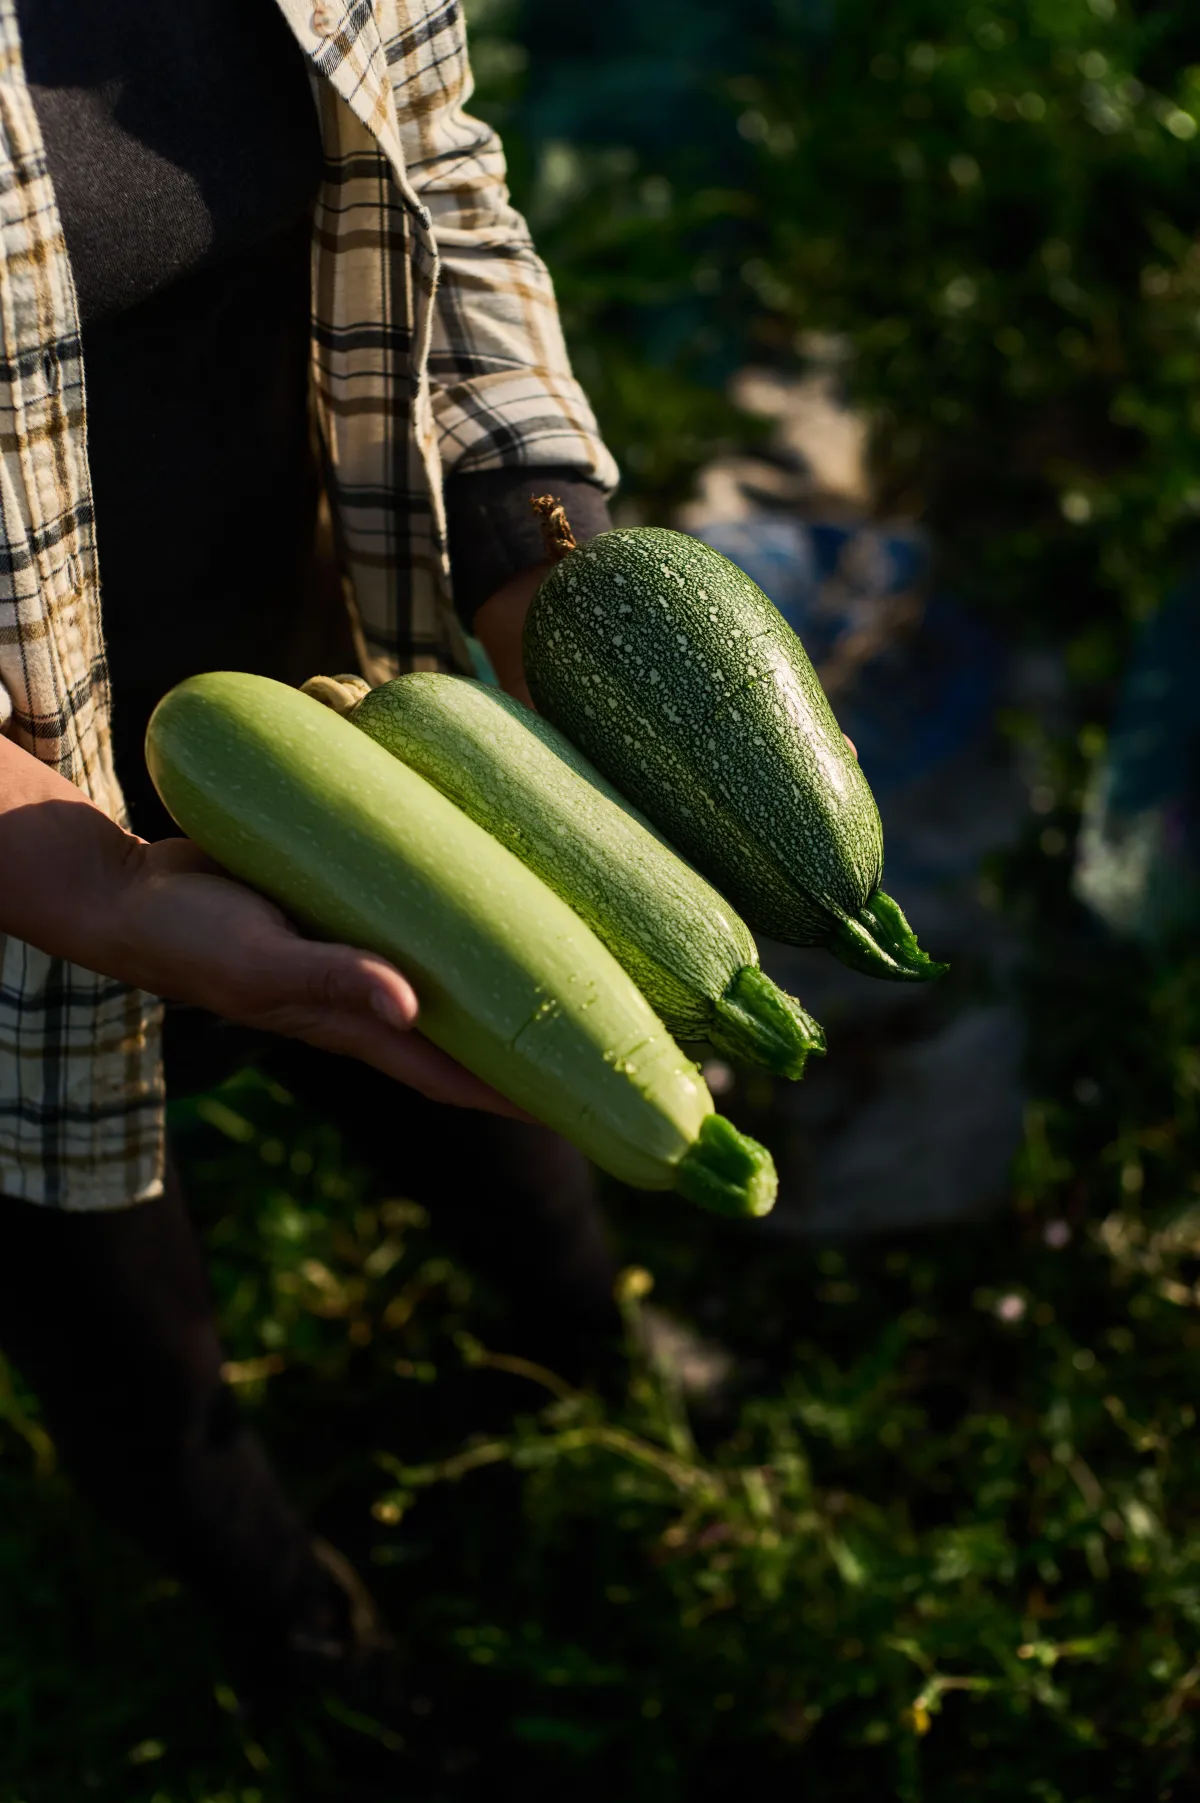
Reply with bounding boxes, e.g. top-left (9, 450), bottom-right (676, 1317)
top-left (343, 672), bottom-right (824, 1077)
top-left (145, 672), bottom-right (777, 1216)
top-left (523, 526), bottom-right (945, 982)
